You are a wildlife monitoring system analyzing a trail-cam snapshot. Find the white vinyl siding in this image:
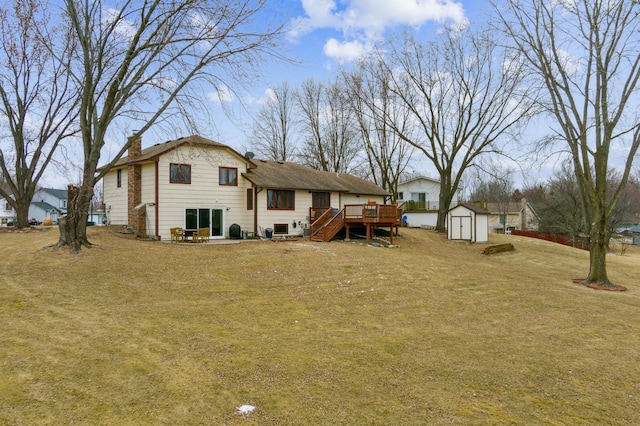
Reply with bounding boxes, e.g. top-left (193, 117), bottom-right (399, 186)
top-left (156, 145), bottom-right (252, 239)
top-left (103, 167), bottom-right (128, 225)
